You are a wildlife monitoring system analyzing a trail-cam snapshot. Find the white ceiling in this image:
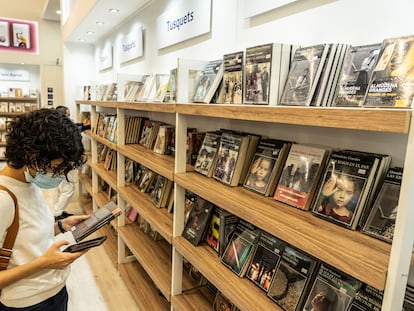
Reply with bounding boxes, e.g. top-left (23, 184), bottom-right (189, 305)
top-left (42, 0), bottom-right (61, 22)
top-left (61, 0), bottom-right (152, 44)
